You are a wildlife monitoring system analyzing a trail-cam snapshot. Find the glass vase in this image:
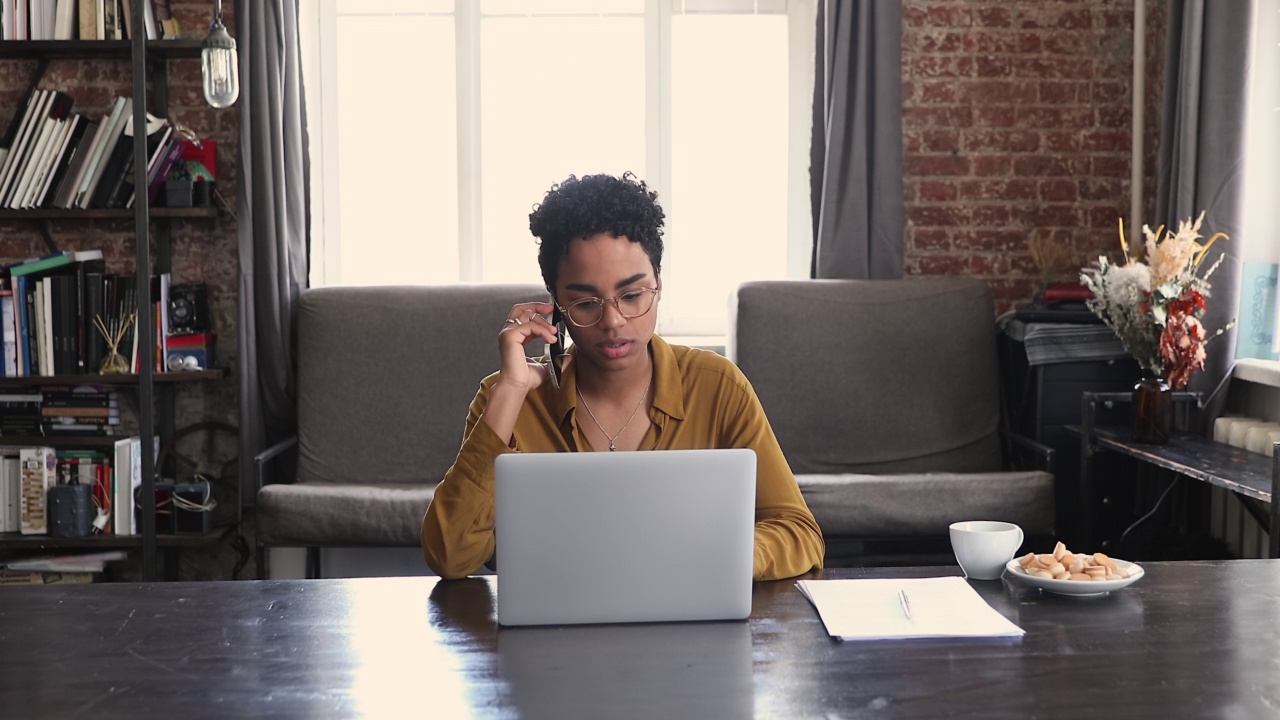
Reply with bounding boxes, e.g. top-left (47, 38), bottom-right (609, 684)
top-left (1131, 377), bottom-right (1172, 444)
